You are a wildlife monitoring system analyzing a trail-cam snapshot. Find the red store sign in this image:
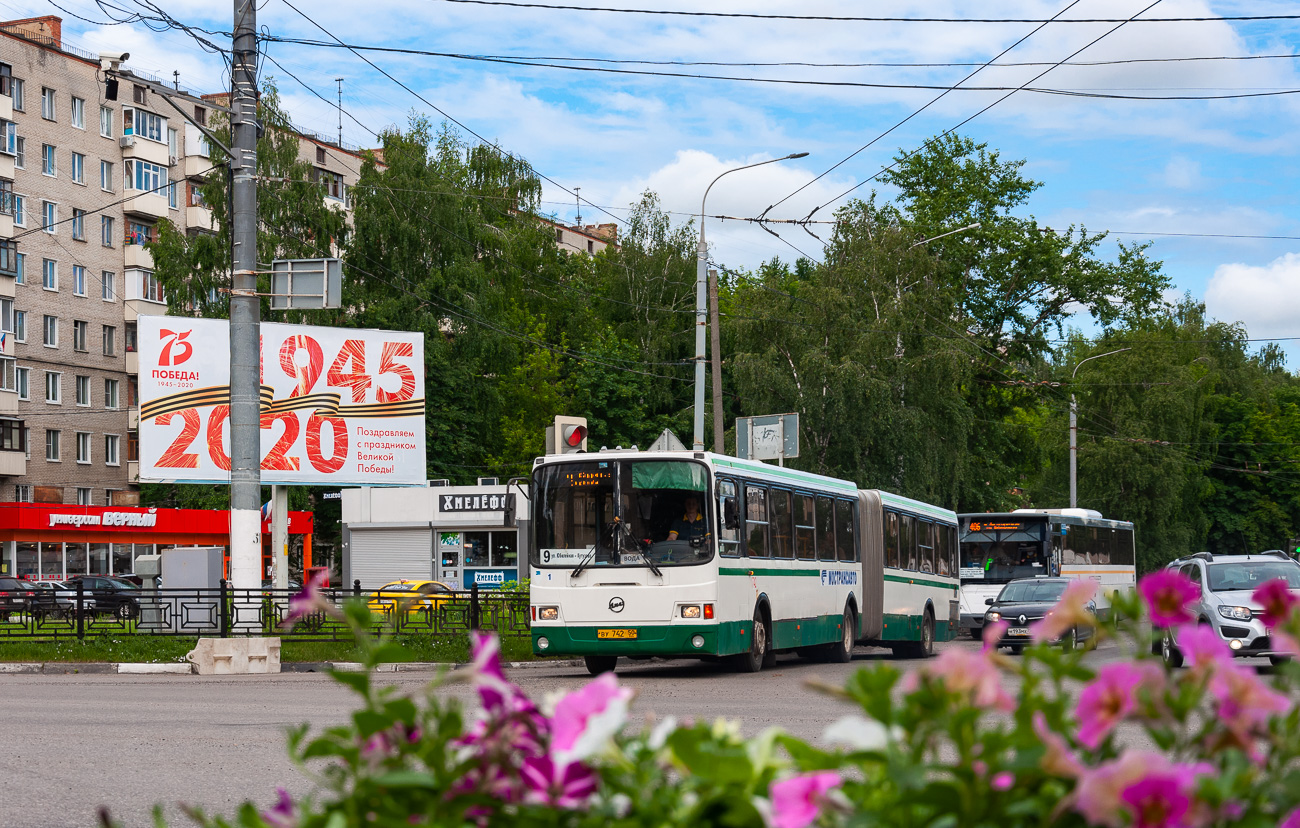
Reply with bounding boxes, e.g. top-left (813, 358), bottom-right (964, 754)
top-left (0, 504), bottom-right (313, 544)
